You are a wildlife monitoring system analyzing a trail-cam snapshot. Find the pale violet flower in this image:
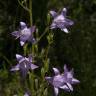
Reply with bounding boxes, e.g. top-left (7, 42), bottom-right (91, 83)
top-left (11, 22), bottom-right (35, 46)
top-left (11, 54), bottom-right (38, 78)
top-left (50, 8), bottom-right (74, 33)
top-left (45, 65), bottom-right (80, 96)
